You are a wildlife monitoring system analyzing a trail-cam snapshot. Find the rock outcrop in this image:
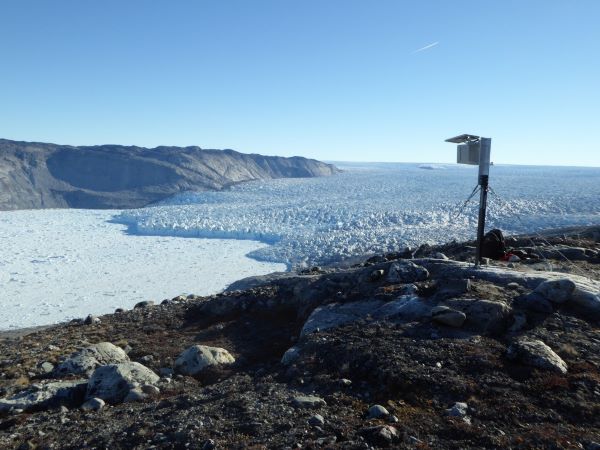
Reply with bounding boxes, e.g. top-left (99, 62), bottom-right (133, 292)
top-left (86, 362), bottom-right (159, 403)
top-left (0, 138), bottom-right (339, 210)
top-left (174, 345), bottom-right (235, 376)
top-left (0, 228), bottom-right (598, 449)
